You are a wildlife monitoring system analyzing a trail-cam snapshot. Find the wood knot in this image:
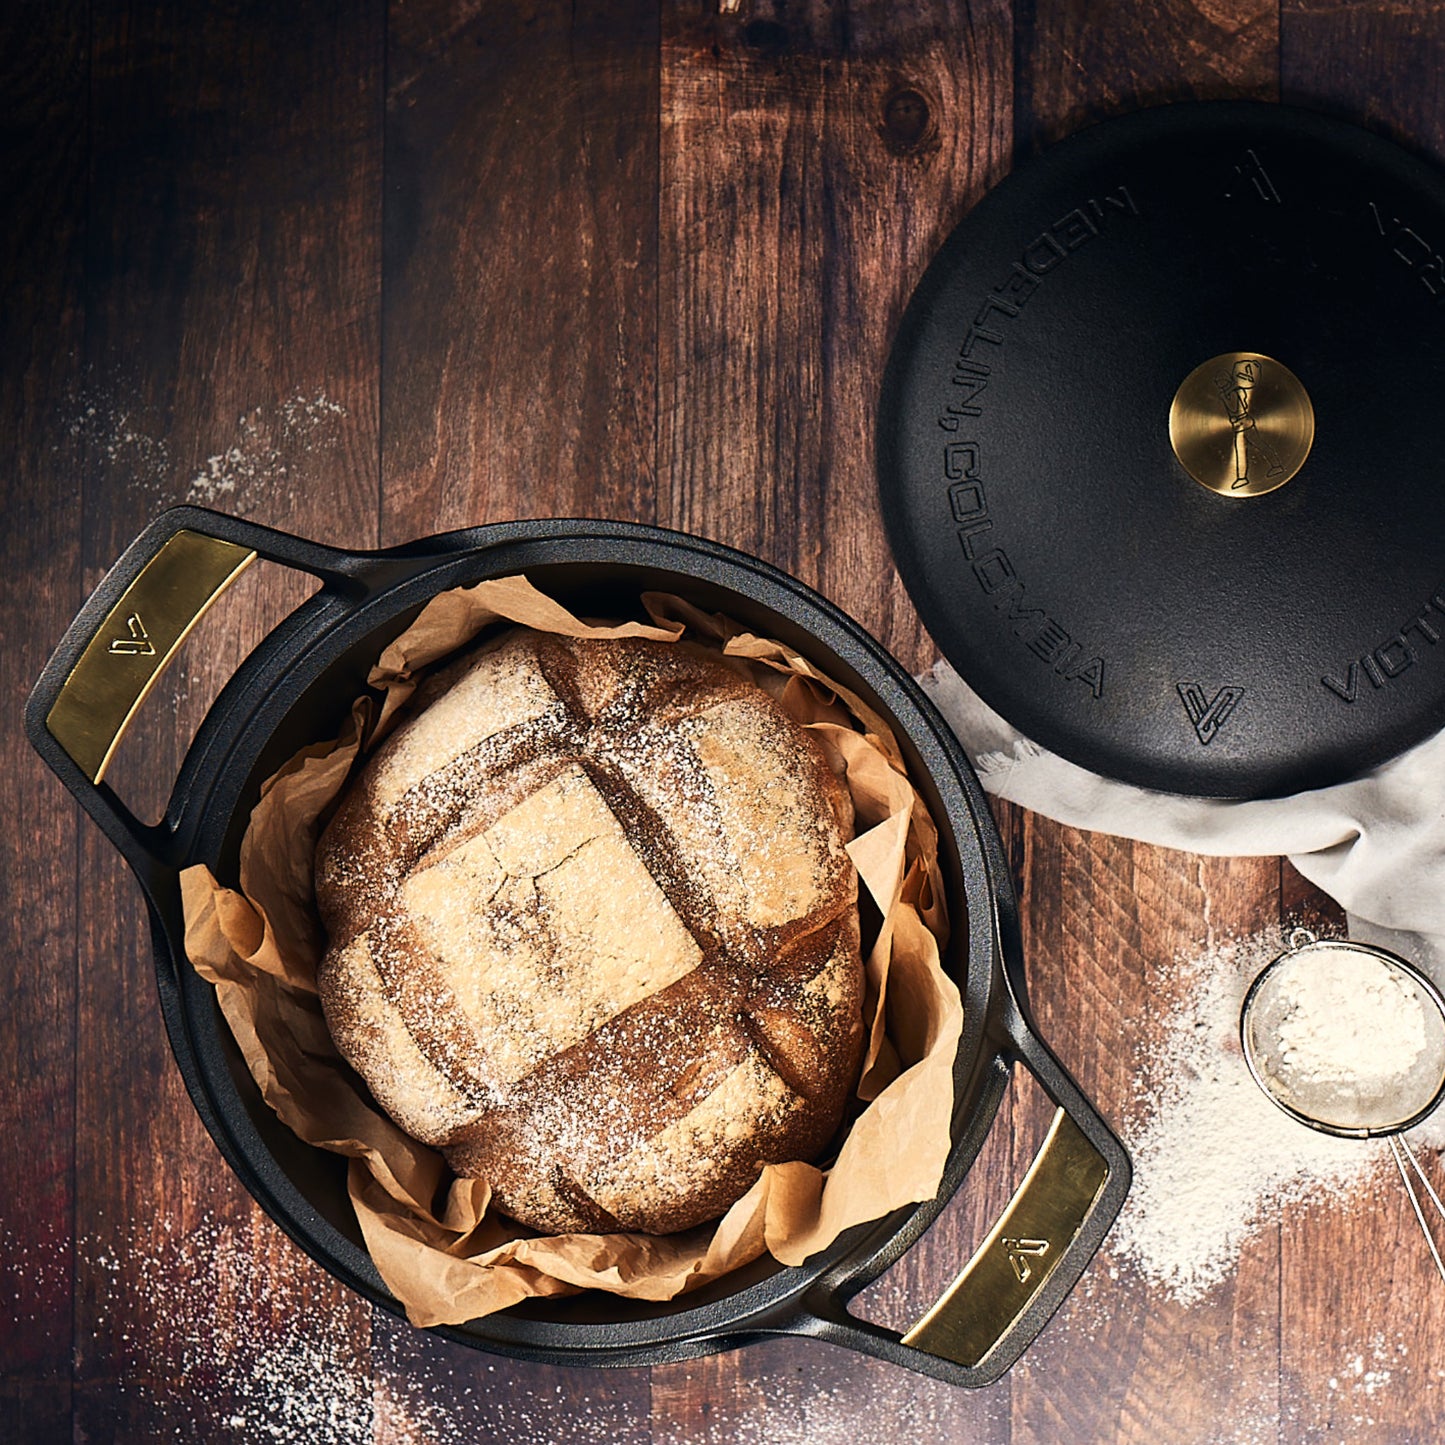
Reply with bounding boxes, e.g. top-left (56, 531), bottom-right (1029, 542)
top-left (879, 85), bottom-right (937, 157)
